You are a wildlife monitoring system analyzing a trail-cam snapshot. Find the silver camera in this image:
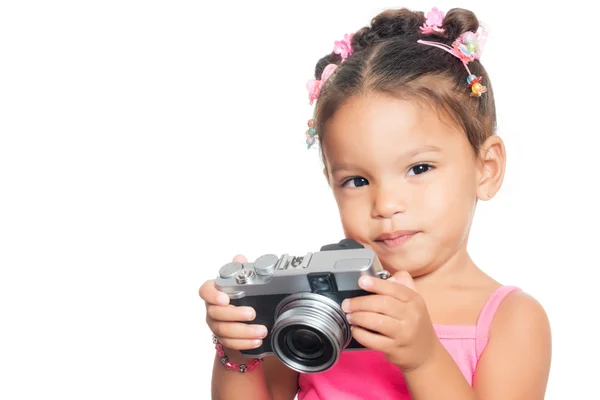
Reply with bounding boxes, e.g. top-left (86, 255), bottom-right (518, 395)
top-left (214, 239), bottom-right (390, 374)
